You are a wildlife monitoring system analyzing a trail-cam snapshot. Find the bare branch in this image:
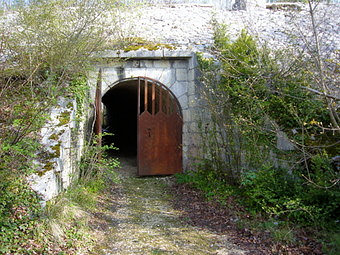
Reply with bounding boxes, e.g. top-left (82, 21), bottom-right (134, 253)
top-left (301, 86), bottom-right (340, 101)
